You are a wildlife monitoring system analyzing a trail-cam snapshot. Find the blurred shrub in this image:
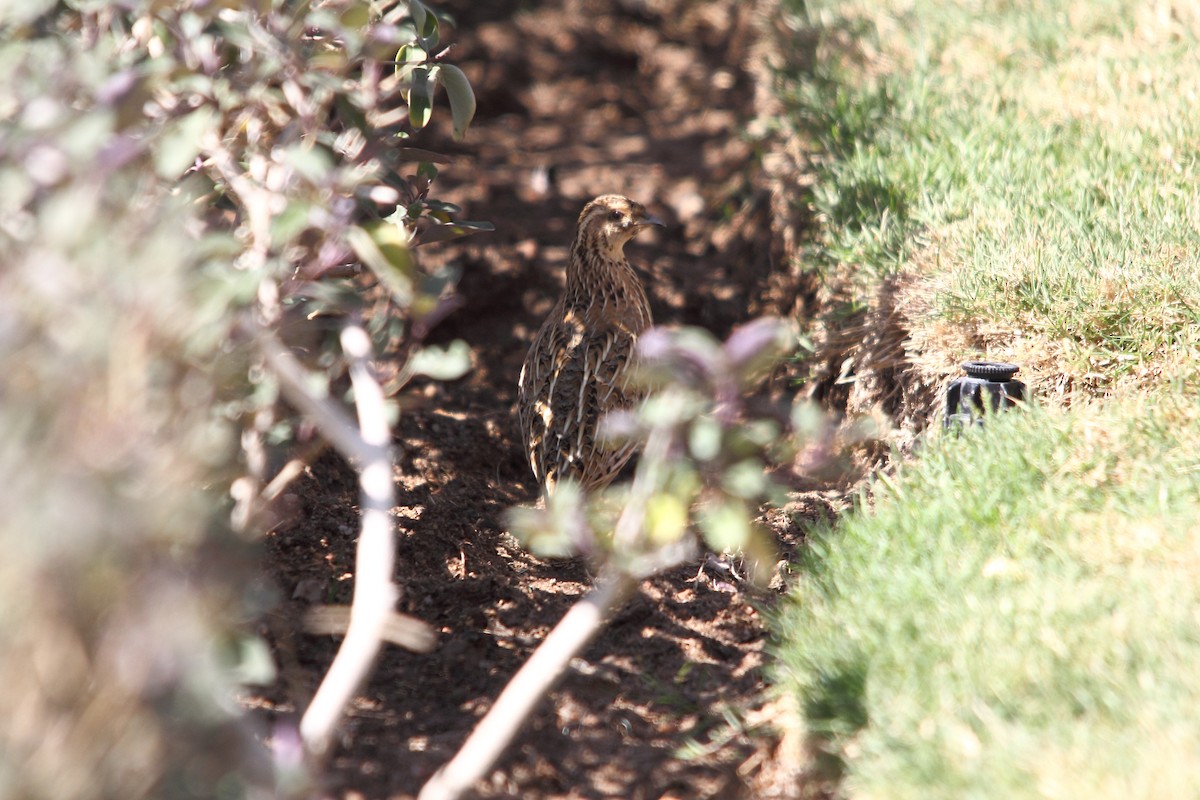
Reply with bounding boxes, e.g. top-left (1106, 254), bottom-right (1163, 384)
top-left (510, 318), bottom-right (813, 583)
top-left (0, 1), bottom-right (482, 797)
